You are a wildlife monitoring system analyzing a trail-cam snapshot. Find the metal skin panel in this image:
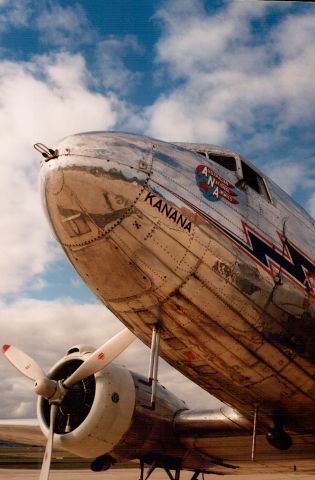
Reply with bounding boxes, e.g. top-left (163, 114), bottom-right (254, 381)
top-left (110, 372), bottom-right (190, 464)
top-left (40, 132), bottom-right (315, 437)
